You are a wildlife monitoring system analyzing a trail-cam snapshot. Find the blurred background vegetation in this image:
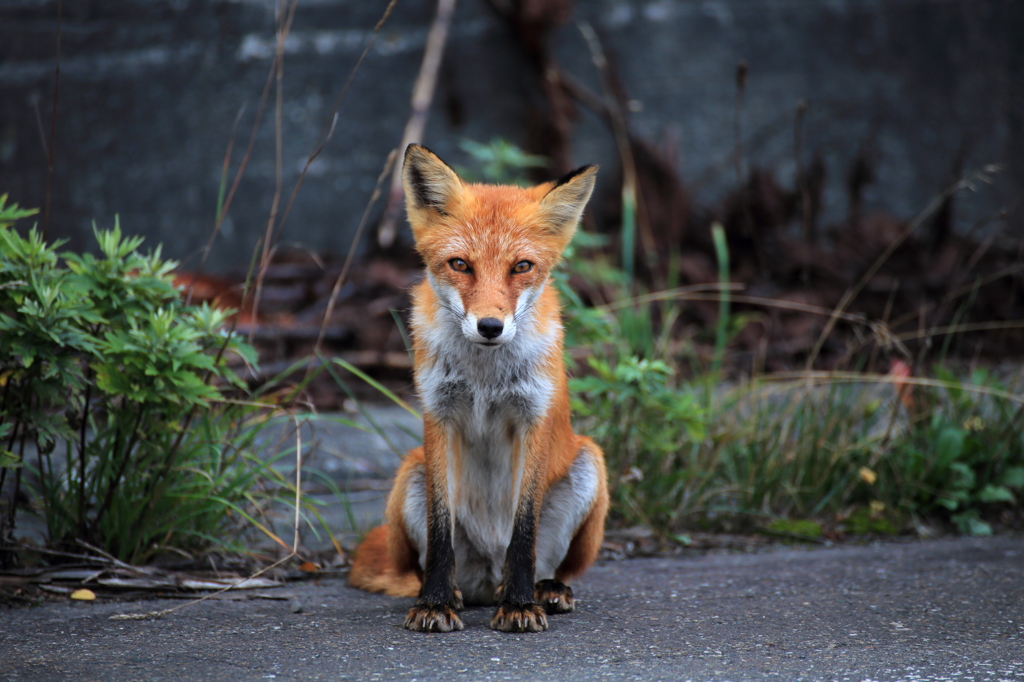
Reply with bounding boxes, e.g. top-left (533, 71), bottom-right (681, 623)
top-left (1, 0), bottom-right (1022, 571)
